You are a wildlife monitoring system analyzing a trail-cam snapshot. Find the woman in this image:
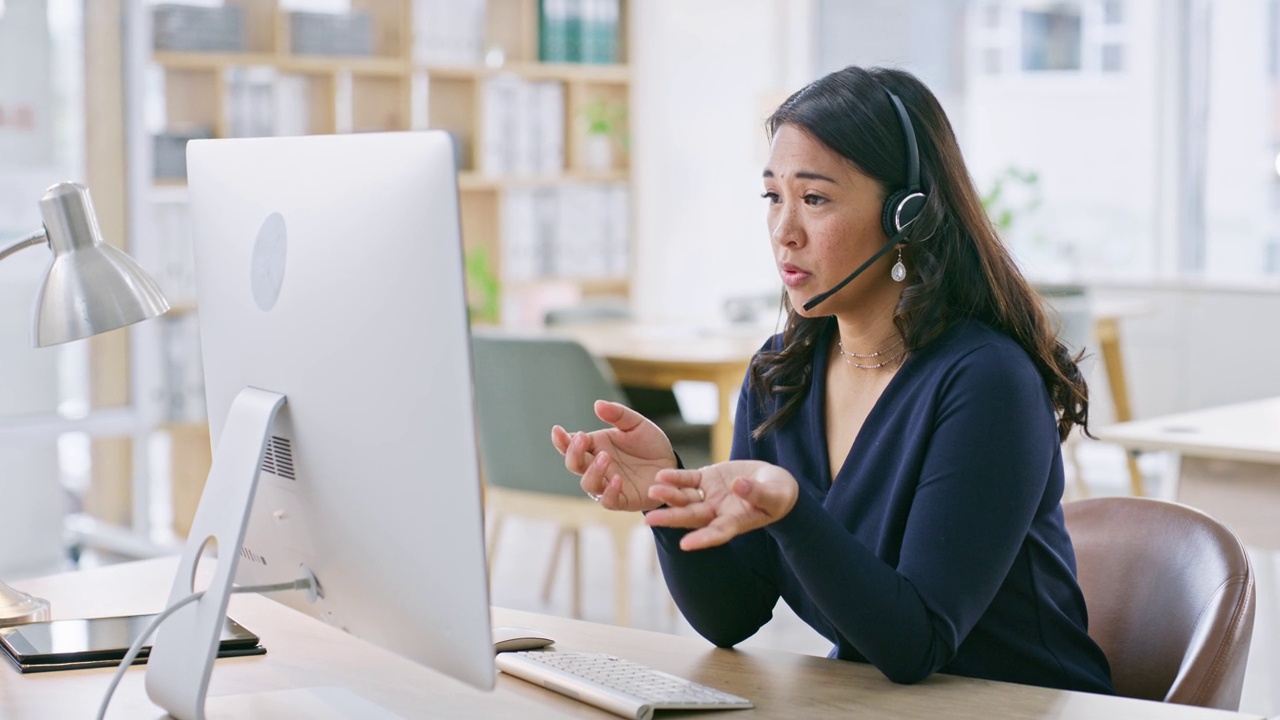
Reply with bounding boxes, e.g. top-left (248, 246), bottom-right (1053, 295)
top-left (551, 66), bottom-right (1114, 694)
